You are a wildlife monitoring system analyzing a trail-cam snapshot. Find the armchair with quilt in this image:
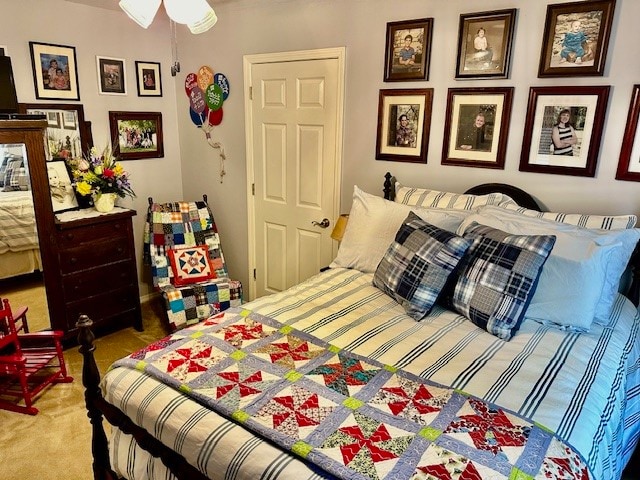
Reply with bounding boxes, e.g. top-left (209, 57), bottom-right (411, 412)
top-left (143, 196), bottom-right (243, 332)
